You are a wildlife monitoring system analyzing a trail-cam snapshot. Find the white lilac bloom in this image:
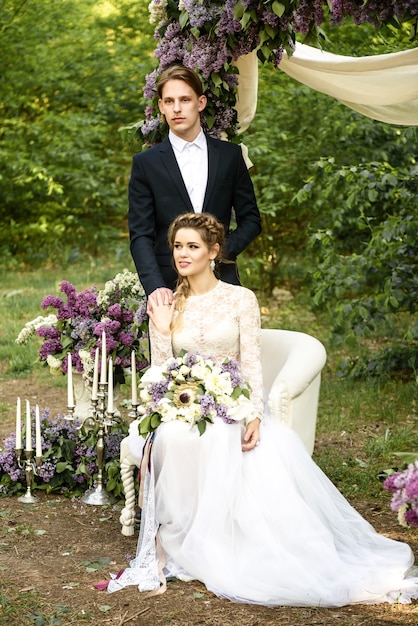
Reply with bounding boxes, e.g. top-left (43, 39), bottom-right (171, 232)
top-left (46, 354), bottom-right (62, 373)
top-left (79, 349), bottom-right (95, 383)
top-left (148, 0), bottom-right (168, 24)
top-left (16, 314), bottom-right (58, 345)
